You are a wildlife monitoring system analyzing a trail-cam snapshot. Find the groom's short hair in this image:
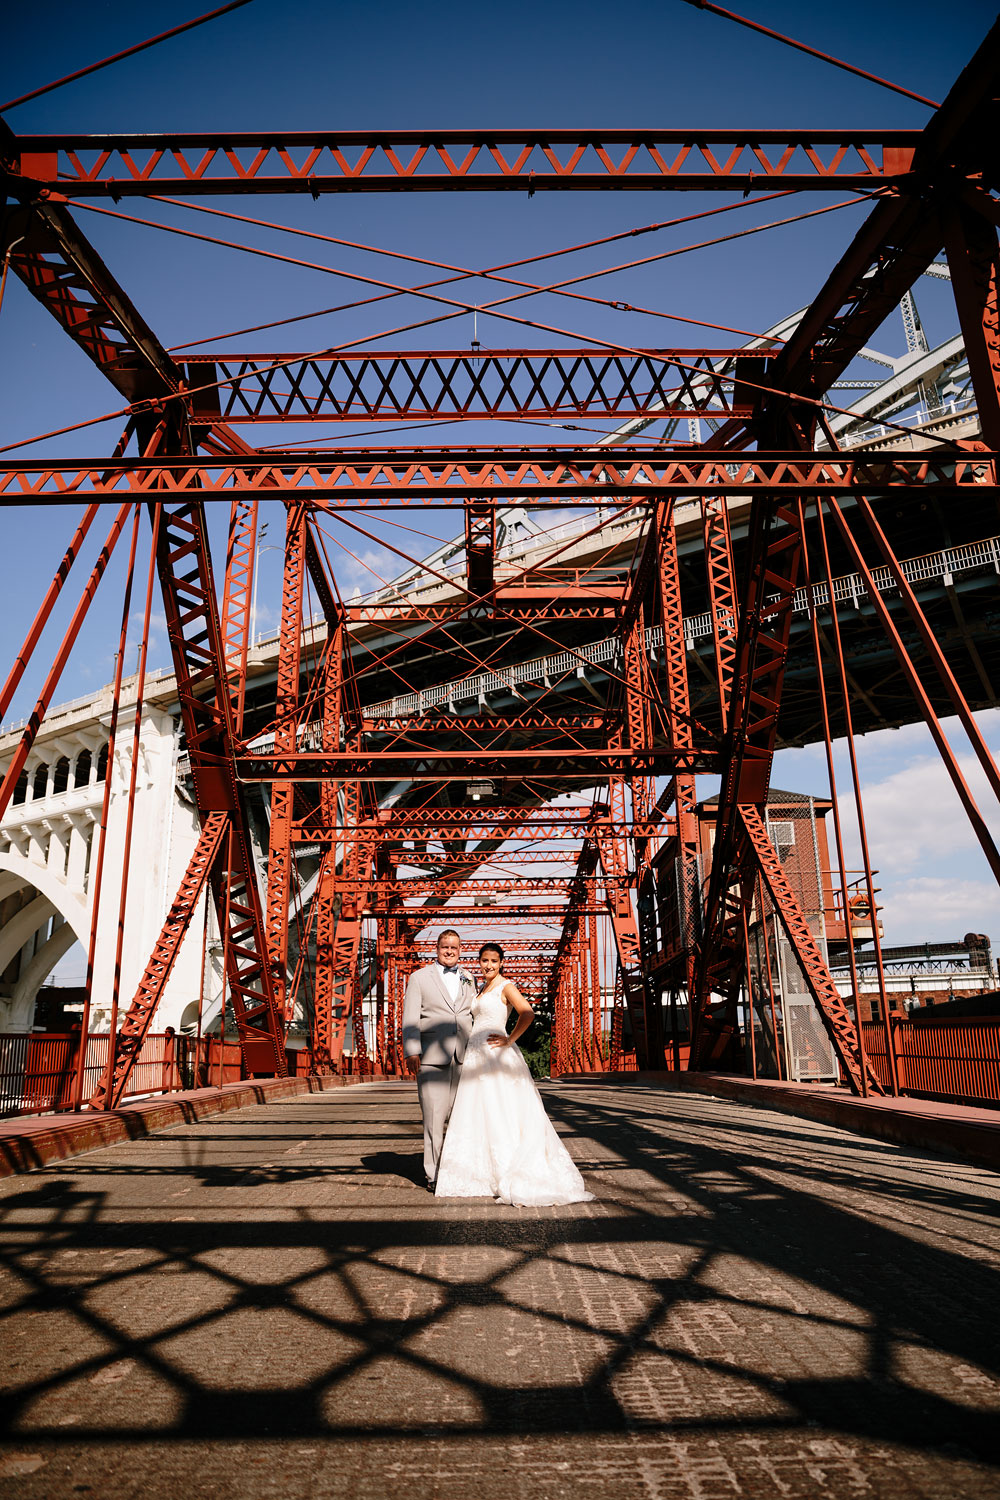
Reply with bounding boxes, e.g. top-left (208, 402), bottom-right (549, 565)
top-left (436, 929), bottom-right (461, 947)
